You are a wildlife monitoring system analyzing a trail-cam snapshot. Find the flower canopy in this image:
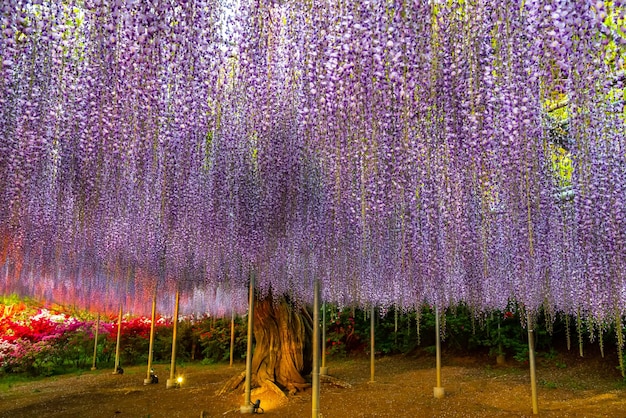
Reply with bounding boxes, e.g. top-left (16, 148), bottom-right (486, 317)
top-left (1, 1), bottom-right (625, 321)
